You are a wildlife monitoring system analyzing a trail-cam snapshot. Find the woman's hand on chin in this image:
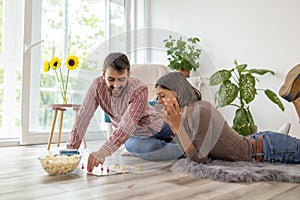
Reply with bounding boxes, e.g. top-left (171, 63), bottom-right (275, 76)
top-left (163, 98), bottom-right (181, 134)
